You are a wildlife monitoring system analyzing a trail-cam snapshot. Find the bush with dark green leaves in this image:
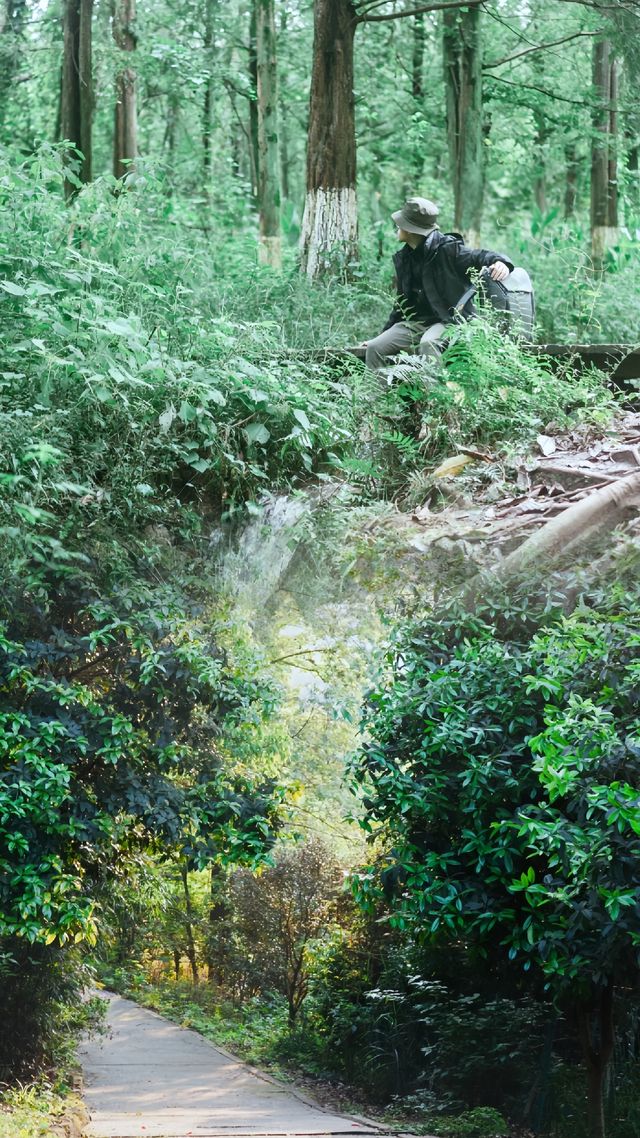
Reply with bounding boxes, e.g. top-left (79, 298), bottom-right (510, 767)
top-left (350, 572), bottom-right (640, 1137)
